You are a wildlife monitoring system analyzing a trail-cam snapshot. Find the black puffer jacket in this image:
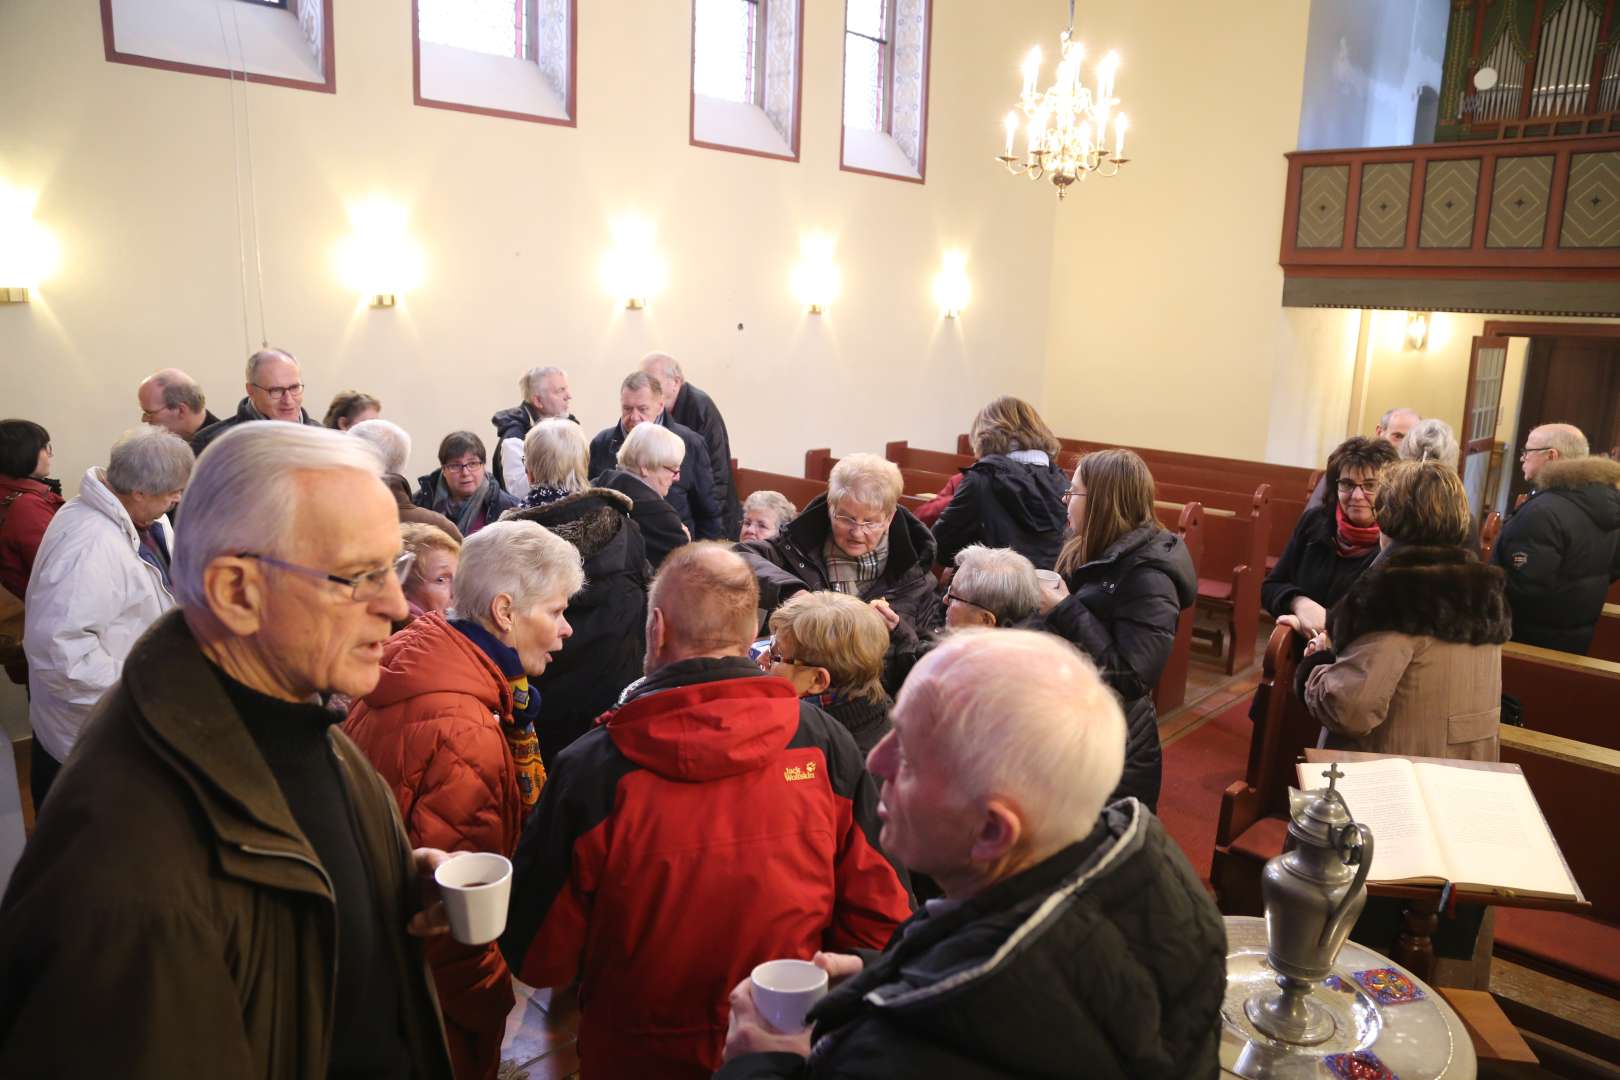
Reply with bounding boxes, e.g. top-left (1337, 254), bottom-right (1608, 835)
top-left (717, 800), bottom-right (1226, 1080)
top-left (504, 488), bottom-right (649, 768)
top-left (668, 381), bottom-right (742, 539)
top-left (930, 455), bottom-right (1069, 571)
top-left (588, 416), bottom-right (724, 540)
top-left (1261, 504), bottom-right (1379, 618)
top-left (1492, 455), bottom-right (1620, 654)
top-left (737, 495), bottom-right (943, 688)
top-left (190, 396), bottom-right (319, 456)
top-left (595, 467), bottom-right (688, 569)
top-left (1042, 526), bottom-right (1197, 811)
